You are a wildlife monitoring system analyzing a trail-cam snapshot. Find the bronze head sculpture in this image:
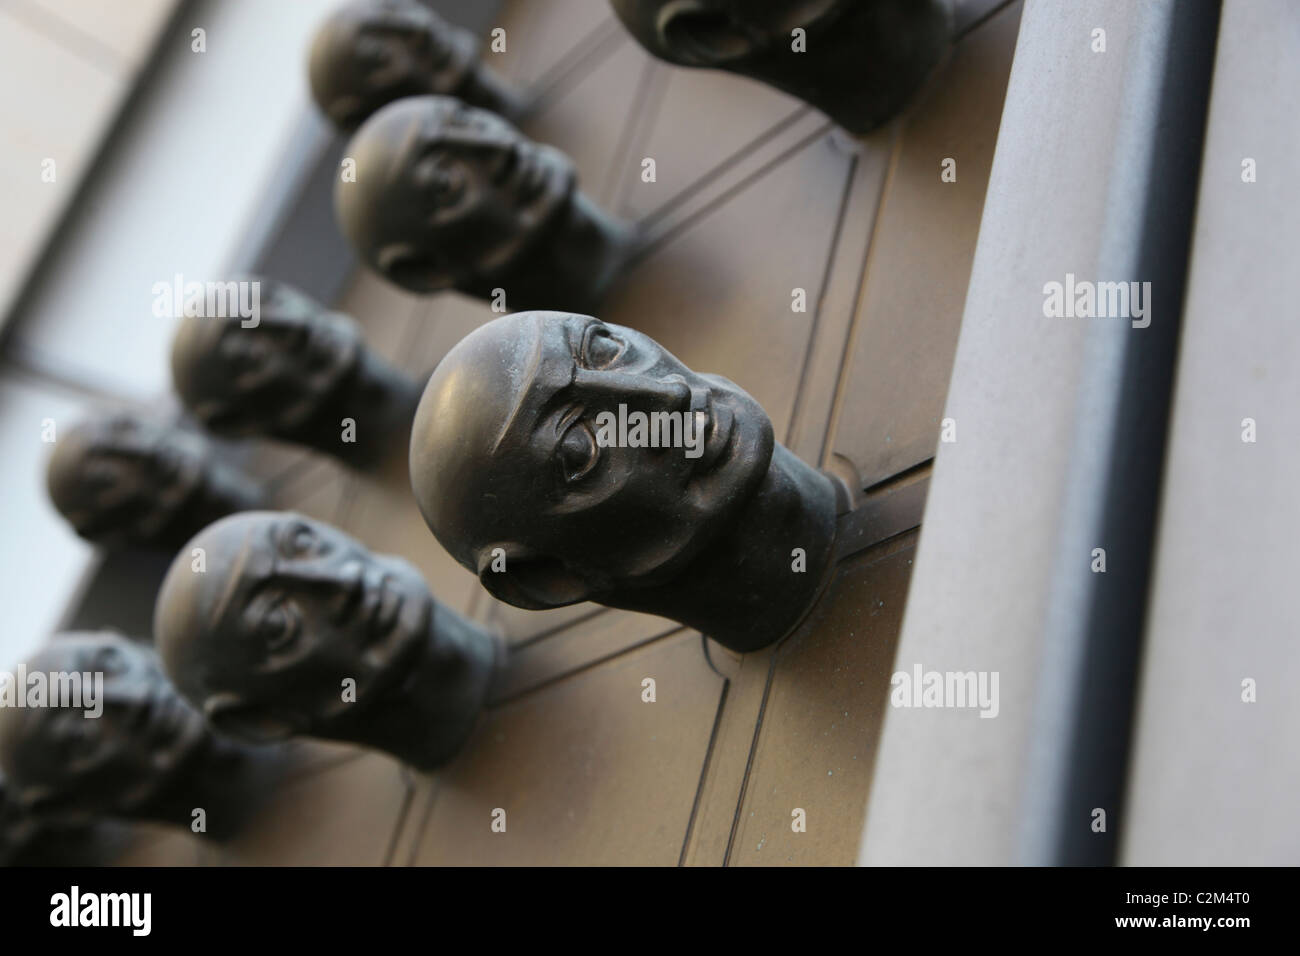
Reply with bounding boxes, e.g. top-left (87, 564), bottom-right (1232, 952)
top-left (46, 410), bottom-right (263, 551)
top-left (309, 0), bottom-right (525, 131)
top-left (154, 512), bottom-right (498, 770)
top-left (409, 312), bottom-right (842, 652)
top-left (170, 277), bottom-right (423, 468)
top-left (336, 96), bottom-right (635, 313)
top-left (608, 0), bottom-right (953, 134)
top-left (0, 633), bottom-right (265, 836)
